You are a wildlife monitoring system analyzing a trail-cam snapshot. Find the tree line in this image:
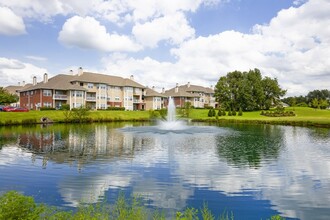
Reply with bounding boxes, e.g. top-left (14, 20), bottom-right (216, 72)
top-left (281, 89), bottom-right (330, 109)
top-left (214, 68), bottom-right (286, 111)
